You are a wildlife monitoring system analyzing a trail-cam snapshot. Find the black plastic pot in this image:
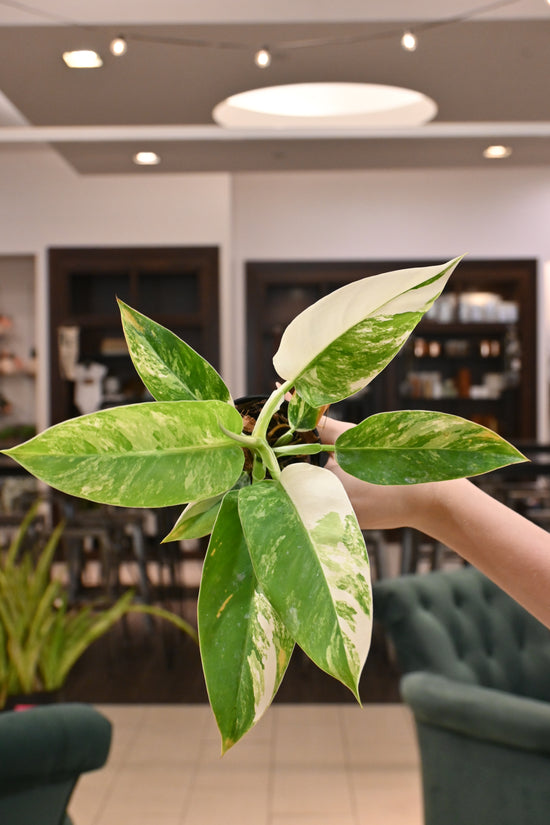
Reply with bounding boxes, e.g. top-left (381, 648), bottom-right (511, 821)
top-left (234, 395), bottom-right (327, 476)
